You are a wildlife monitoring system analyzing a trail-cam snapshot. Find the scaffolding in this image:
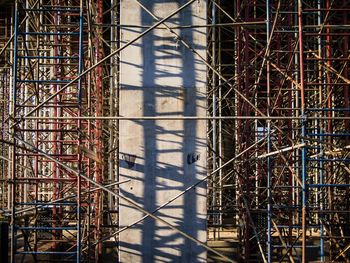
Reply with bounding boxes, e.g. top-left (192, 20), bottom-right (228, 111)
top-left (207, 0), bottom-right (350, 262)
top-left (0, 0), bottom-right (349, 262)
